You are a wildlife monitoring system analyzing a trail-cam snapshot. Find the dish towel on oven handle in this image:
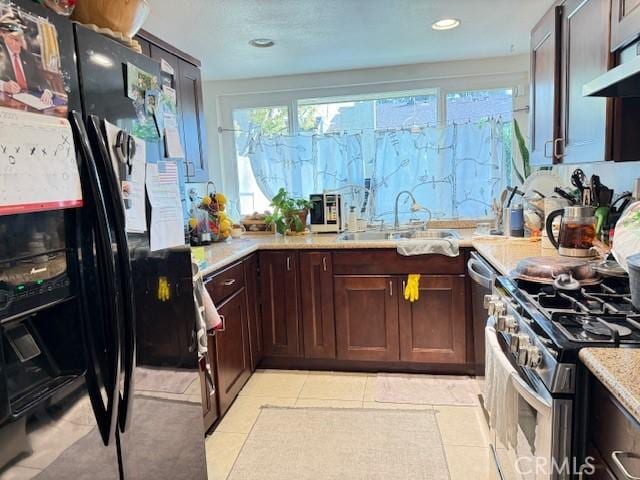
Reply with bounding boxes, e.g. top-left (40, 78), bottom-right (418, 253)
top-left (484, 325), bottom-right (519, 448)
top-left (192, 262), bottom-right (223, 355)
